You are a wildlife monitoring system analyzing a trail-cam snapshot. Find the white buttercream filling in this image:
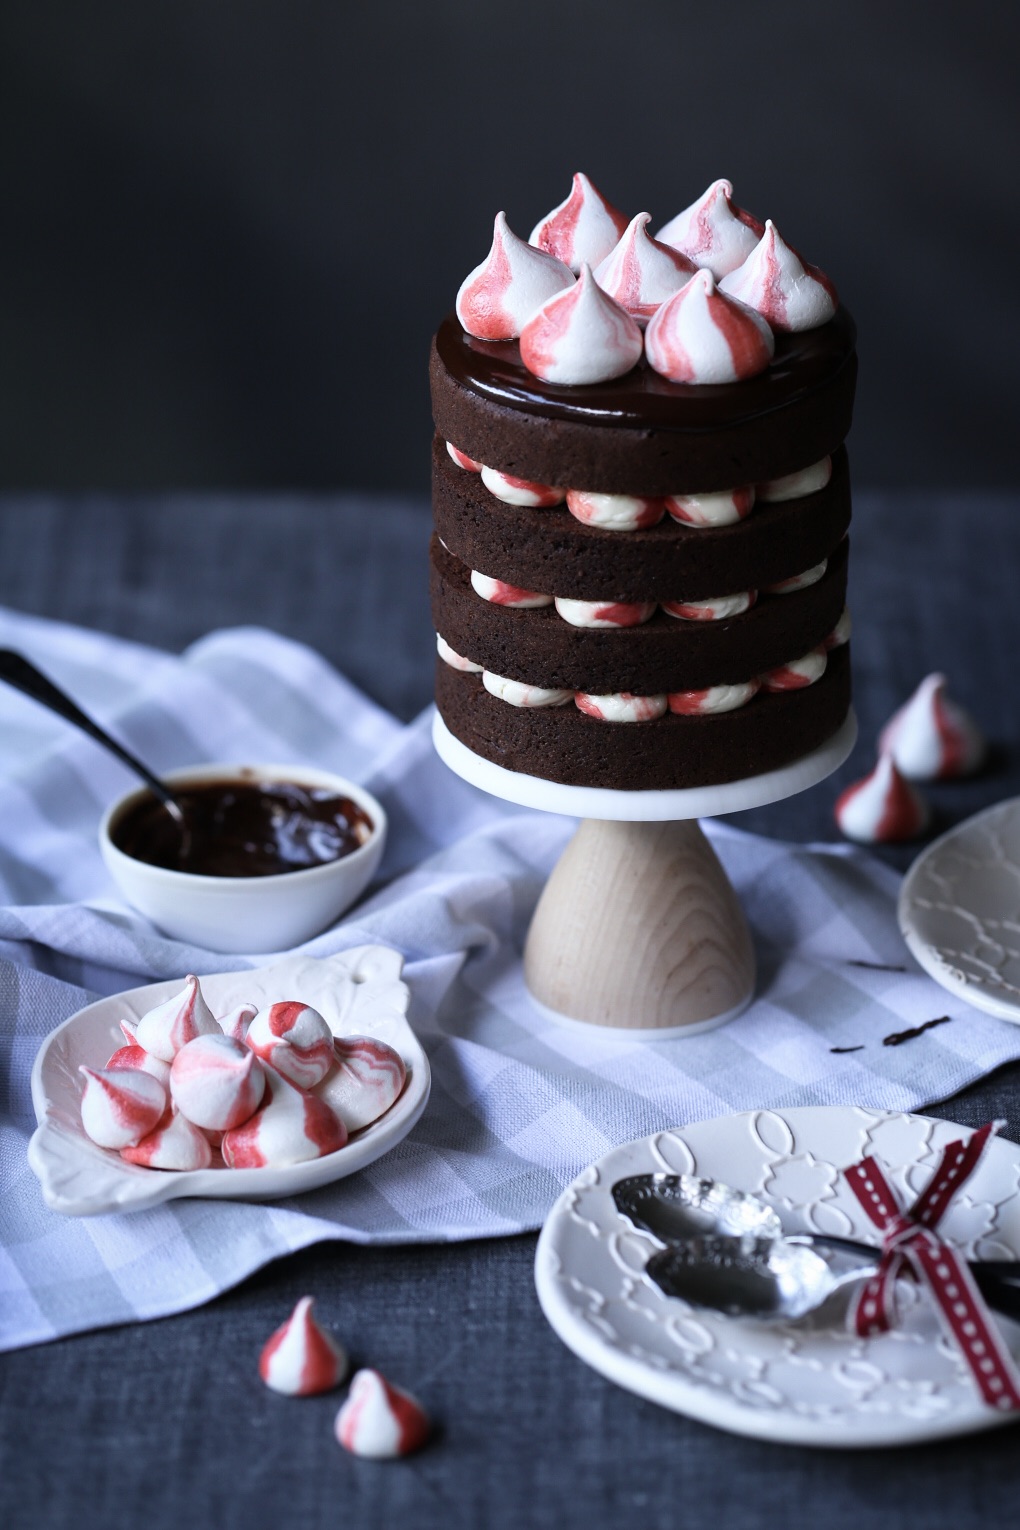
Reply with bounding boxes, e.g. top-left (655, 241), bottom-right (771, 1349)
top-left (661, 592), bottom-right (756, 621)
top-left (757, 457), bottom-right (832, 503)
top-left (482, 672), bottom-right (573, 708)
top-left (553, 597), bottom-right (656, 629)
top-left (479, 466), bottom-right (565, 508)
top-left (766, 560), bottom-right (828, 594)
